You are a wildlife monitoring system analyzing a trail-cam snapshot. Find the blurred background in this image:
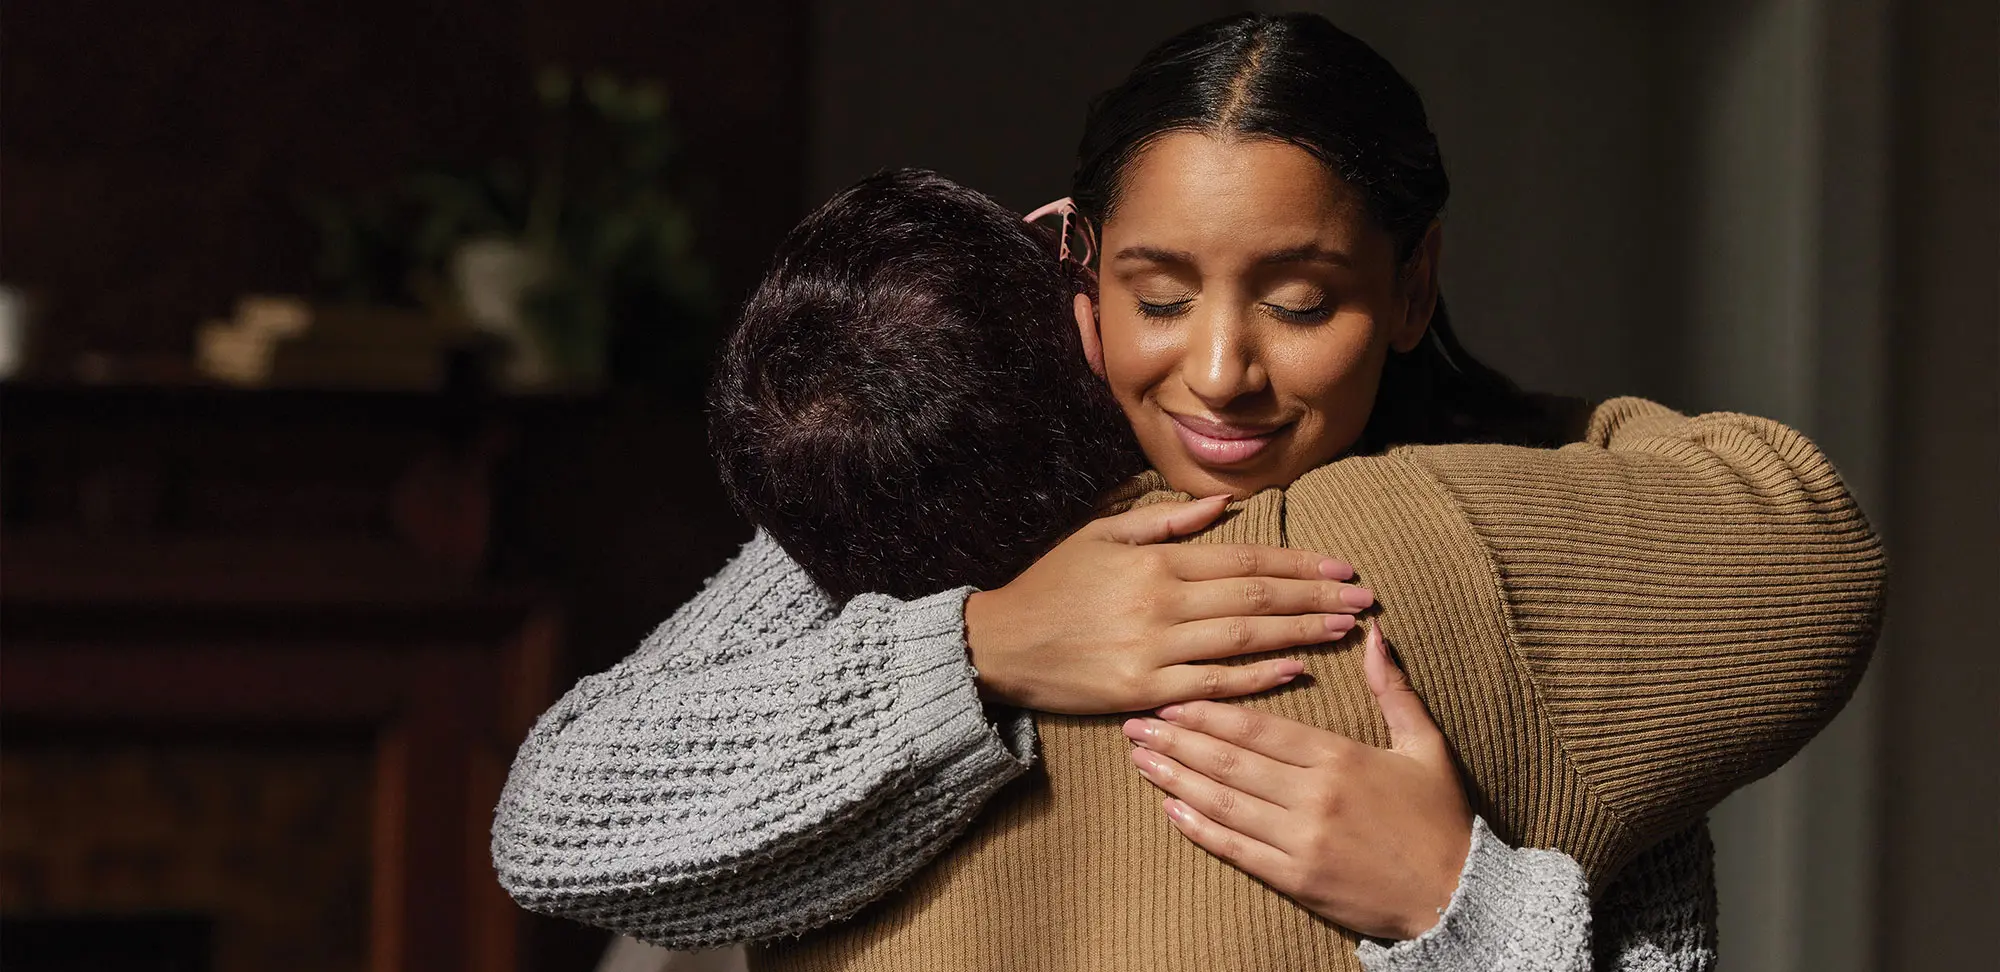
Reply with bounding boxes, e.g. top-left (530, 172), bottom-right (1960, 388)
top-left (0, 2), bottom-right (1991, 971)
